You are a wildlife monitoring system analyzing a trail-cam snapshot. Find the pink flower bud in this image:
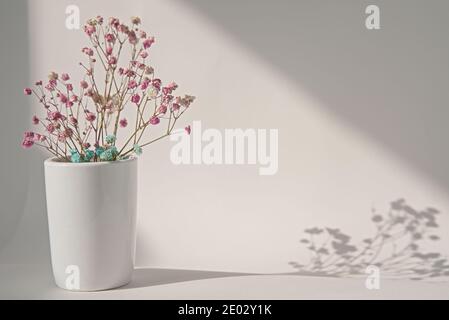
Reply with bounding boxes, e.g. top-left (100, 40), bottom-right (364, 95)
top-left (24, 88), bottom-right (32, 95)
top-left (85, 112), bottom-right (96, 122)
top-left (139, 30), bottom-right (147, 39)
top-left (108, 56), bottom-right (117, 65)
top-left (131, 93), bottom-right (140, 104)
top-left (149, 115), bottom-right (160, 125)
top-left (82, 47), bottom-right (94, 56)
top-left (84, 24), bottom-right (96, 36)
top-left (185, 125), bottom-right (191, 135)
top-left (105, 33), bottom-right (115, 43)
top-left (32, 115), bottom-right (39, 125)
top-left (22, 138), bottom-right (34, 149)
top-left (119, 118), bottom-right (128, 128)
top-left (48, 111), bottom-right (63, 121)
top-left (61, 73), bottom-right (70, 81)
top-left (46, 123), bottom-right (55, 133)
top-left (128, 80), bottom-right (137, 89)
top-left (59, 94), bottom-right (68, 104)
top-left (140, 51), bottom-right (148, 59)
top-left (143, 37), bottom-right (155, 49)
top-left (80, 80), bottom-right (89, 89)
top-left (69, 115), bottom-right (78, 126)
top-left (157, 104), bottom-right (167, 114)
